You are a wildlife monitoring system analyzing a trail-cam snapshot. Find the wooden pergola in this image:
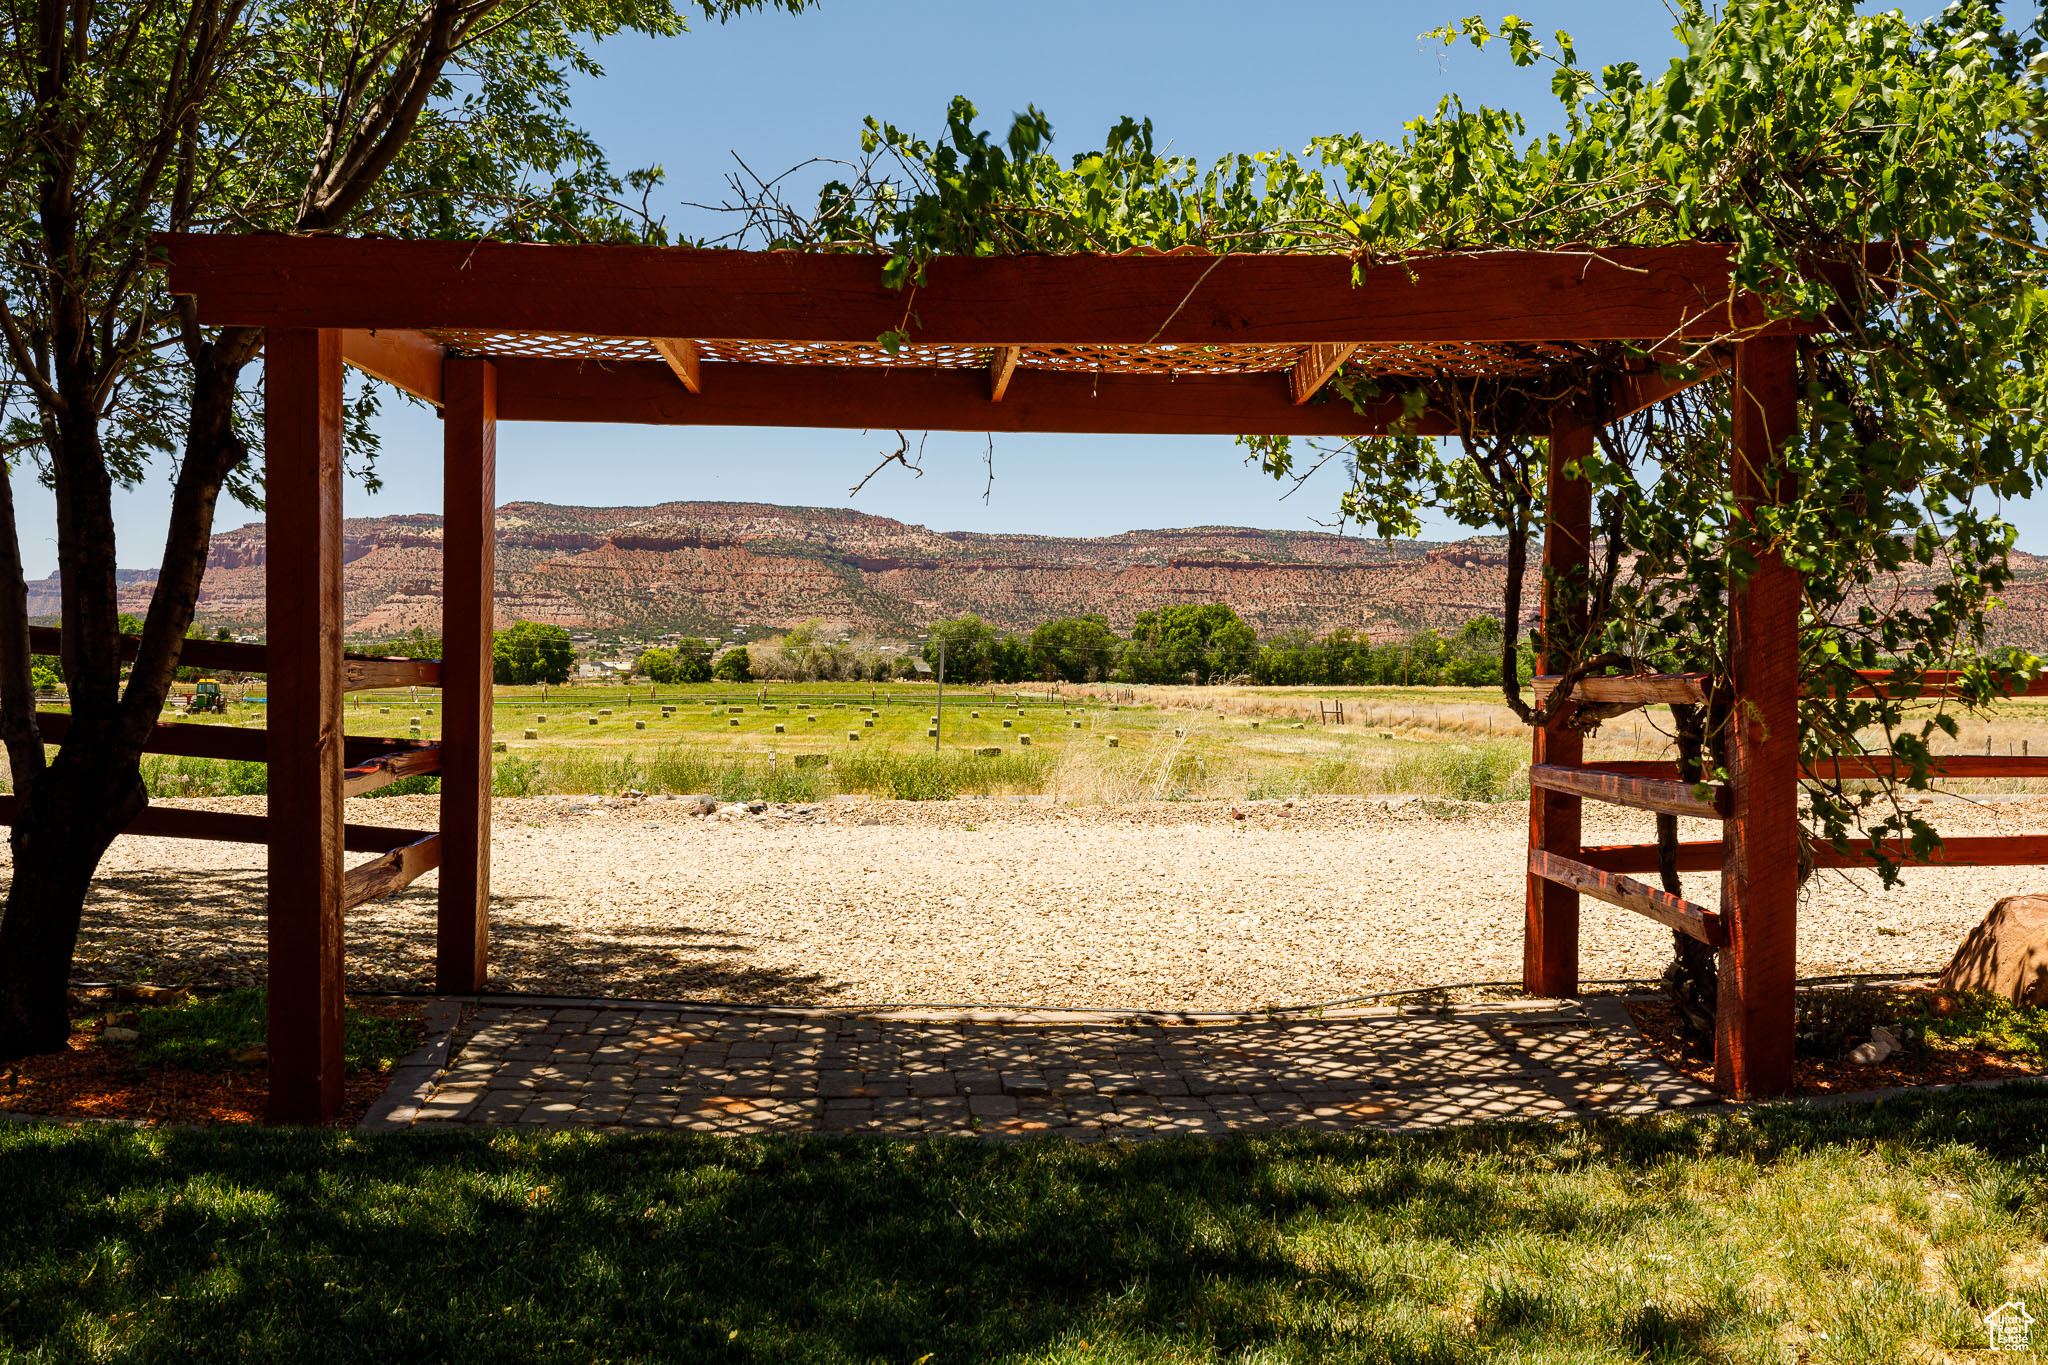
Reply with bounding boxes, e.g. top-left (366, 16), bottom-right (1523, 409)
top-left (92, 233), bottom-right (2040, 1121)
